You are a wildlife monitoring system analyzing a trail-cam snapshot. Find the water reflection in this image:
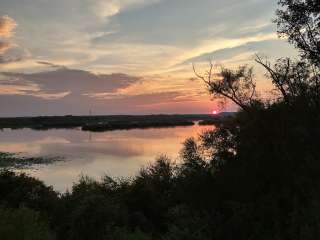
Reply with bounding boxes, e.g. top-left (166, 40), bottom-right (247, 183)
top-left (0, 125), bottom-right (213, 191)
